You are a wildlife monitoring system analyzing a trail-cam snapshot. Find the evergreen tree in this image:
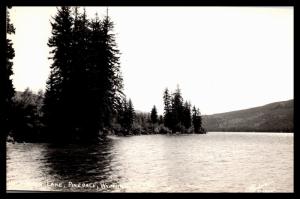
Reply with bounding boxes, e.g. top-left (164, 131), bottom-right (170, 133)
top-left (171, 85), bottom-right (184, 133)
top-left (44, 7), bottom-right (124, 142)
top-left (163, 88), bottom-right (172, 129)
top-left (192, 106), bottom-right (202, 134)
top-left (84, 12), bottom-right (105, 137)
top-left (43, 6), bottom-right (74, 141)
top-left (85, 11), bottom-right (124, 138)
top-left (70, 7), bottom-right (92, 139)
top-left (2, 7), bottom-right (15, 137)
top-left (127, 99), bottom-right (135, 130)
top-left (150, 105), bottom-right (158, 124)
top-left (118, 98), bottom-right (134, 134)
top-left (183, 101), bottom-right (192, 130)
top-left (100, 13), bottom-right (124, 121)
top-left (122, 98), bottom-right (129, 131)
